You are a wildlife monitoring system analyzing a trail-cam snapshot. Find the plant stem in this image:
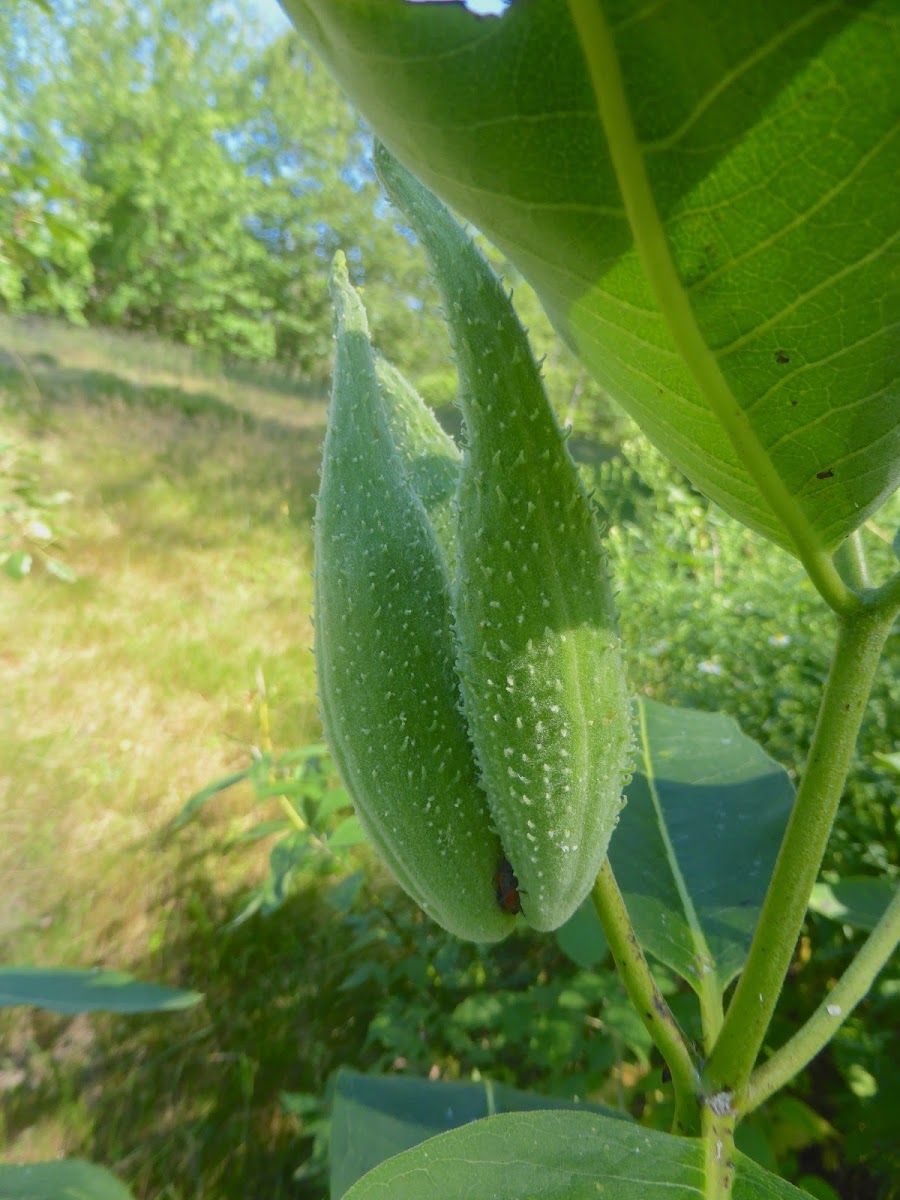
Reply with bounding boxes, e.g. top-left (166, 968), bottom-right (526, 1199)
top-left (277, 792), bottom-right (308, 833)
top-left (834, 531), bottom-right (870, 590)
top-left (701, 1103), bottom-right (736, 1199)
top-left (591, 862), bottom-right (700, 1134)
top-left (257, 668), bottom-right (309, 834)
top-left (872, 567), bottom-right (900, 610)
top-left (743, 886), bottom-right (900, 1114)
top-left (704, 604), bottom-right (897, 1100)
top-left (566, 0), bottom-right (855, 616)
